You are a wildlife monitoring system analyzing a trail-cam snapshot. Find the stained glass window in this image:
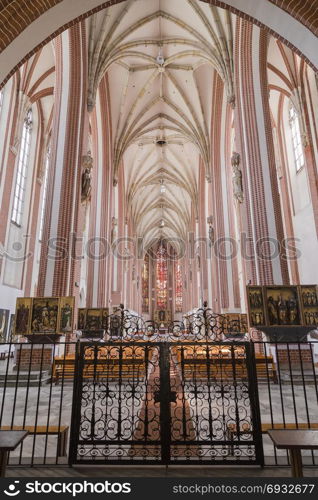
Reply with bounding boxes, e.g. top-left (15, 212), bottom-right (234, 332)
top-left (156, 242), bottom-right (168, 309)
top-left (175, 261), bottom-right (183, 312)
top-left (142, 253), bottom-right (149, 313)
top-left (12, 108), bottom-right (32, 225)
